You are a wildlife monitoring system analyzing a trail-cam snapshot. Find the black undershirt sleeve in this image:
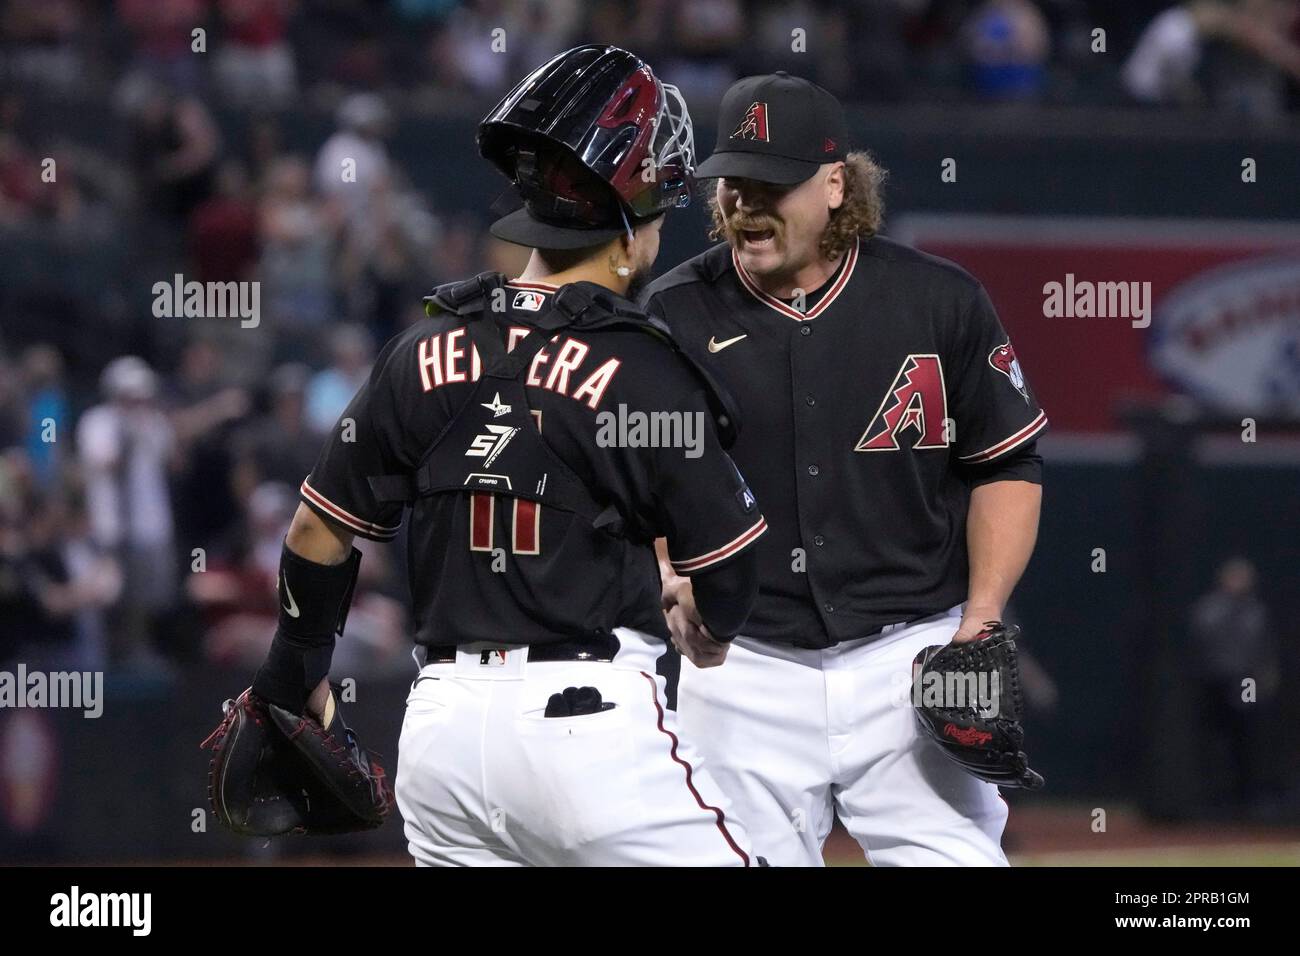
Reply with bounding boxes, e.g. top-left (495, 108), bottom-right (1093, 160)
top-left (690, 548), bottom-right (759, 641)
